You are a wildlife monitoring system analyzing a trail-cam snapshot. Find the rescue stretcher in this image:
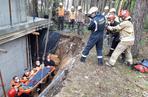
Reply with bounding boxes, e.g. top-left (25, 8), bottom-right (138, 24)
top-left (8, 66), bottom-right (55, 97)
